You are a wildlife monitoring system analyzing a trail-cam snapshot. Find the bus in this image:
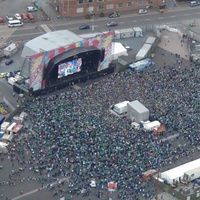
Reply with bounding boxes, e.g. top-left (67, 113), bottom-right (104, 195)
top-left (129, 58), bottom-right (155, 72)
top-left (8, 20), bottom-right (23, 28)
